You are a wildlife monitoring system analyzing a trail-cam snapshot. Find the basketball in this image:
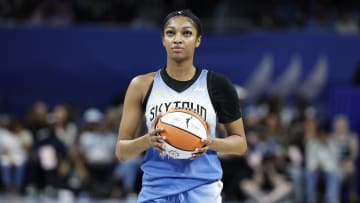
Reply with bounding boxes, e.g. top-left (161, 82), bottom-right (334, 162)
top-left (156, 108), bottom-right (208, 159)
